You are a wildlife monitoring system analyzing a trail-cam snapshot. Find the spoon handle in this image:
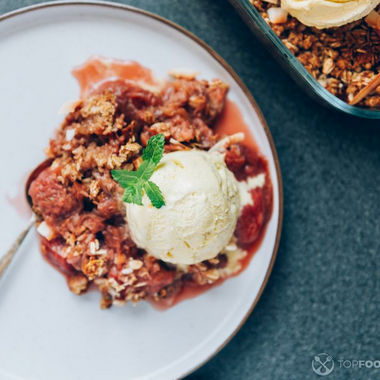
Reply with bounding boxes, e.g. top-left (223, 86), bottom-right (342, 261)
top-left (0, 216), bottom-right (35, 280)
